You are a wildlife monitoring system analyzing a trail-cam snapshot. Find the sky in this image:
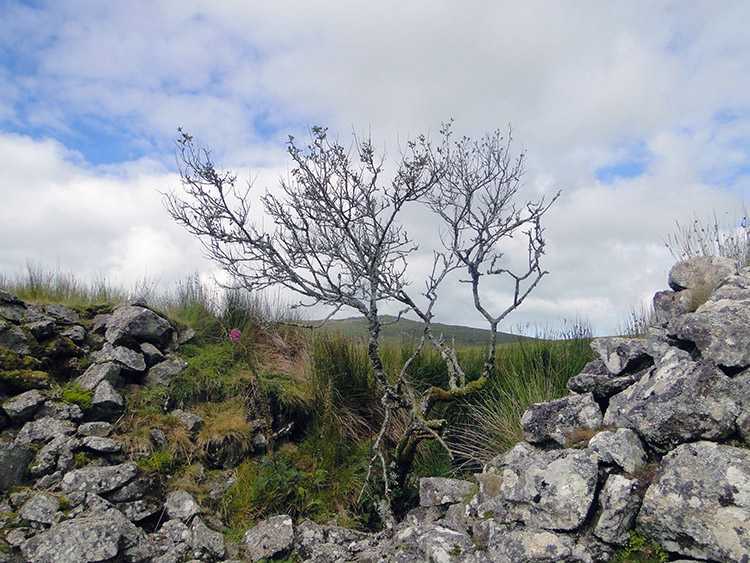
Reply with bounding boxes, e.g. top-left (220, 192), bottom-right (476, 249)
top-left (0, 0), bottom-right (748, 336)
